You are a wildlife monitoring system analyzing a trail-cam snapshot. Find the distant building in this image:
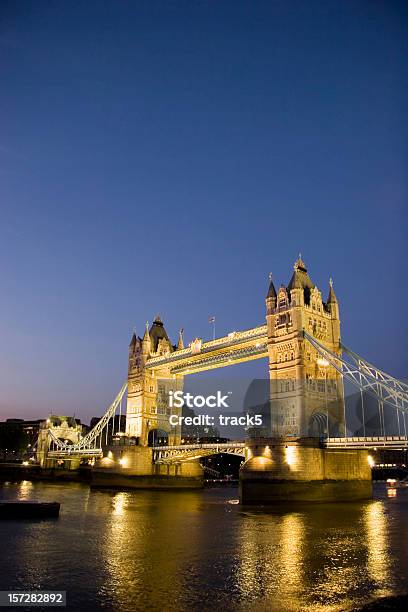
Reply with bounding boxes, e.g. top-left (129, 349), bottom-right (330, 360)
top-left (0, 418), bottom-right (44, 460)
top-left (4, 418), bottom-right (43, 447)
